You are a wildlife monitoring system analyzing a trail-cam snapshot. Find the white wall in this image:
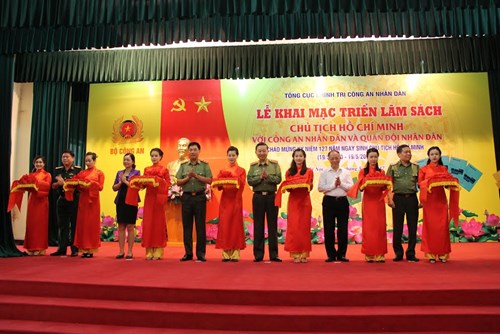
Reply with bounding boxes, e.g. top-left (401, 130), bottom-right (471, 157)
top-left (10, 83), bottom-right (33, 240)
